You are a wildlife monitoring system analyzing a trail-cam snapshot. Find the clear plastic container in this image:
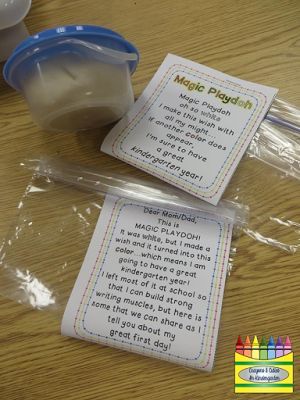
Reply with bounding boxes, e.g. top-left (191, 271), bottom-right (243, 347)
top-left (0, 0), bottom-right (31, 61)
top-left (3, 25), bottom-right (139, 132)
